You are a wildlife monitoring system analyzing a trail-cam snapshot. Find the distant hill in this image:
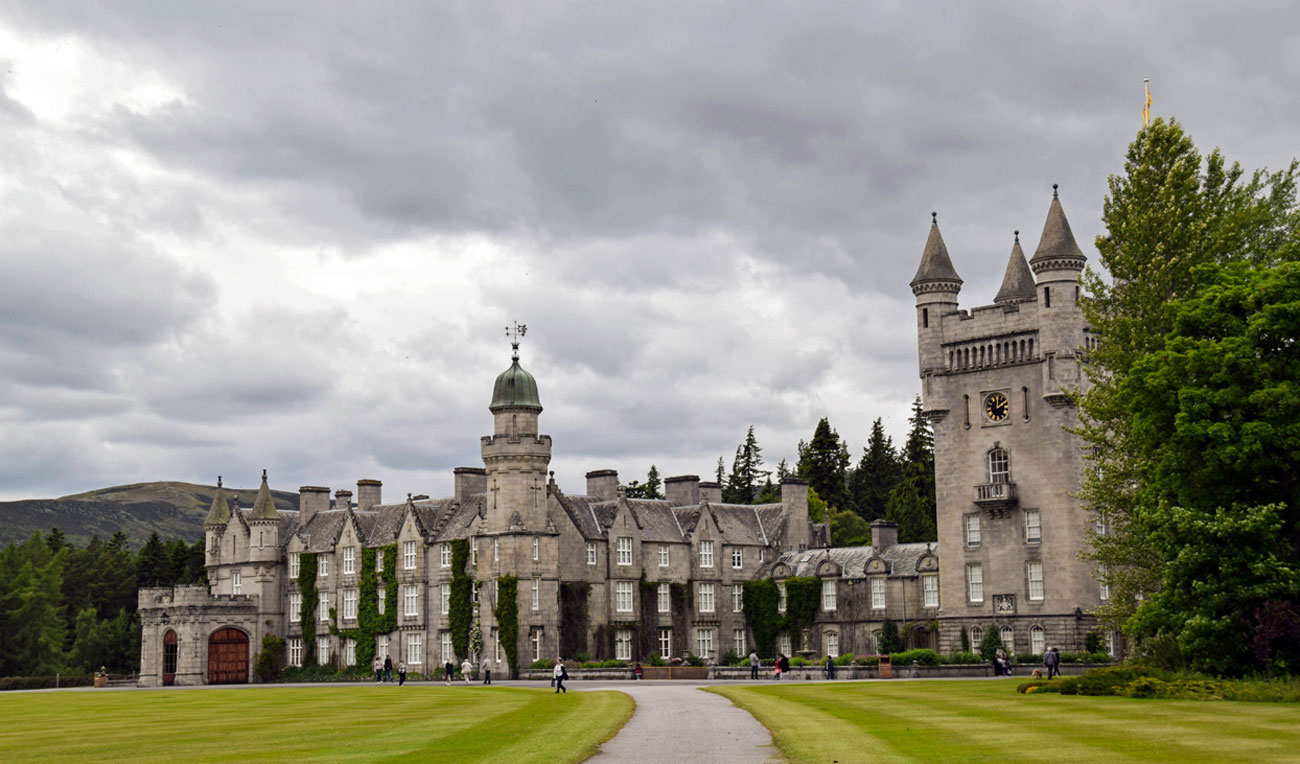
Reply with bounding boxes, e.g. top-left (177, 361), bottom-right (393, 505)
top-left (0, 481), bottom-right (300, 549)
